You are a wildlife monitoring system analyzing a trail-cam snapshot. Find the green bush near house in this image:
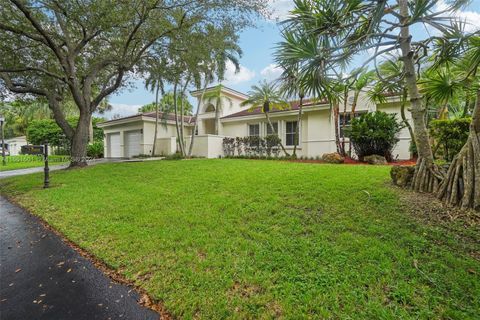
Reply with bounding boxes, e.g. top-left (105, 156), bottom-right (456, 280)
top-left (429, 117), bottom-right (470, 162)
top-left (346, 111), bottom-right (403, 162)
top-left (87, 141), bottom-right (104, 158)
